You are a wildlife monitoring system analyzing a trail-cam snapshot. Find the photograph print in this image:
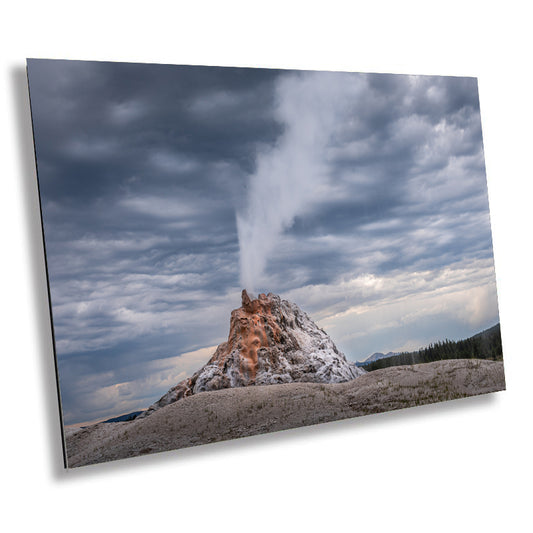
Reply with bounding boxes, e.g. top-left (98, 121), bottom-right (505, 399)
top-left (27, 59), bottom-right (505, 468)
